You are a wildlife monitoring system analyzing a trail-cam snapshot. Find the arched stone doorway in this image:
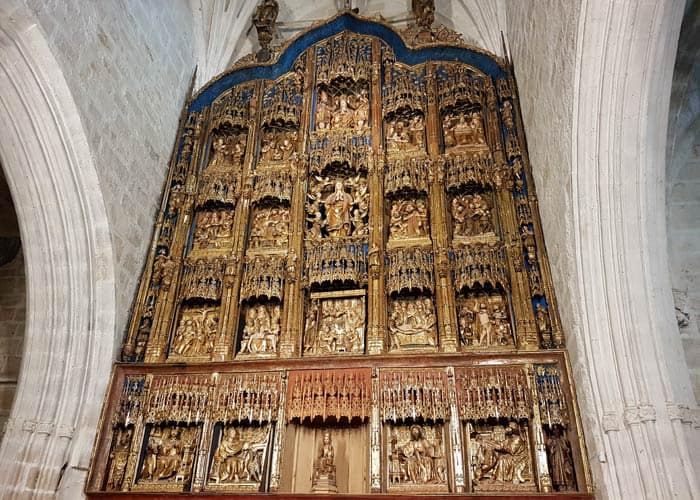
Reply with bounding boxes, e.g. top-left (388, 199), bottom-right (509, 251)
top-left (0, 2), bottom-right (116, 498)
